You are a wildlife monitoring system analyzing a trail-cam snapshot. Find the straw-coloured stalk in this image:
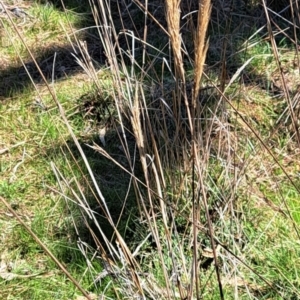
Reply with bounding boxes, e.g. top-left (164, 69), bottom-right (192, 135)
top-left (193, 0), bottom-right (211, 104)
top-left (130, 86), bottom-right (173, 298)
top-left (165, 0), bottom-right (185, 81)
